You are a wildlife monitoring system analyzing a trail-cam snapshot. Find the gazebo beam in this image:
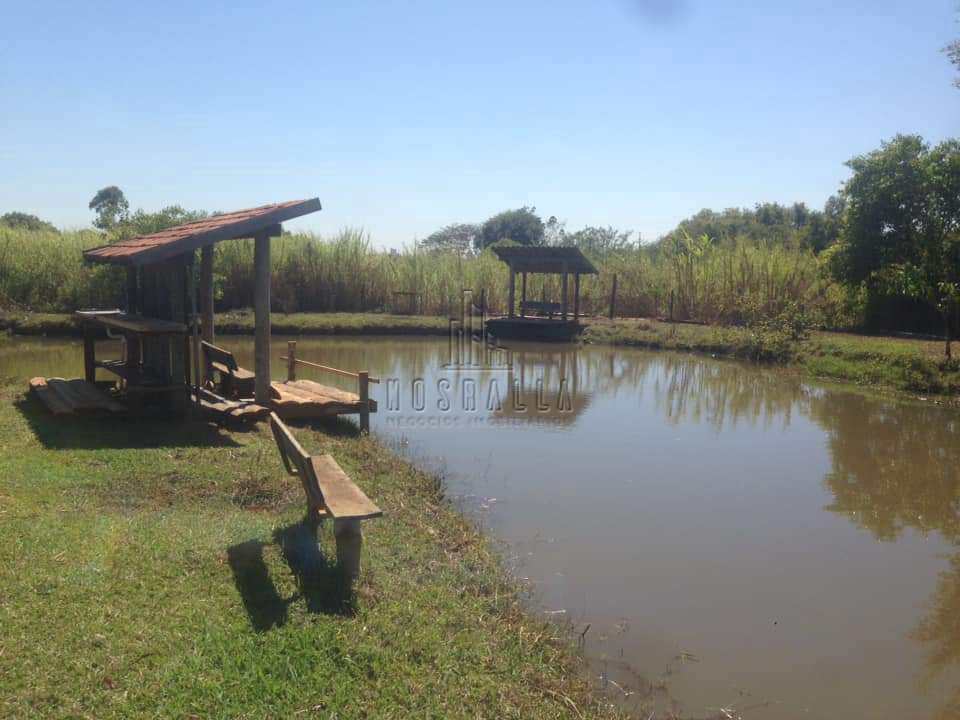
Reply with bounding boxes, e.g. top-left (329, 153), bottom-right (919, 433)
top-left (520, 272), bottom-right (527, 317)
top-left (199, 246), bottom-right (215, 345)
top-left (573, 273), bottom-right (580, 320)
top-left (254, 229), bottom-right (272, 405)
top-left (561, 264), bottom-right (569, 320)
